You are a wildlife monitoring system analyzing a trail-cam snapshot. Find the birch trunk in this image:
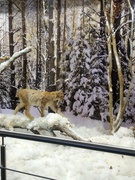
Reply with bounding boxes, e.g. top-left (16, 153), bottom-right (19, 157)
top-left (103, 0), bottom-right (114, 130)
top-left (102, 0), bottom-right (134, 133)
